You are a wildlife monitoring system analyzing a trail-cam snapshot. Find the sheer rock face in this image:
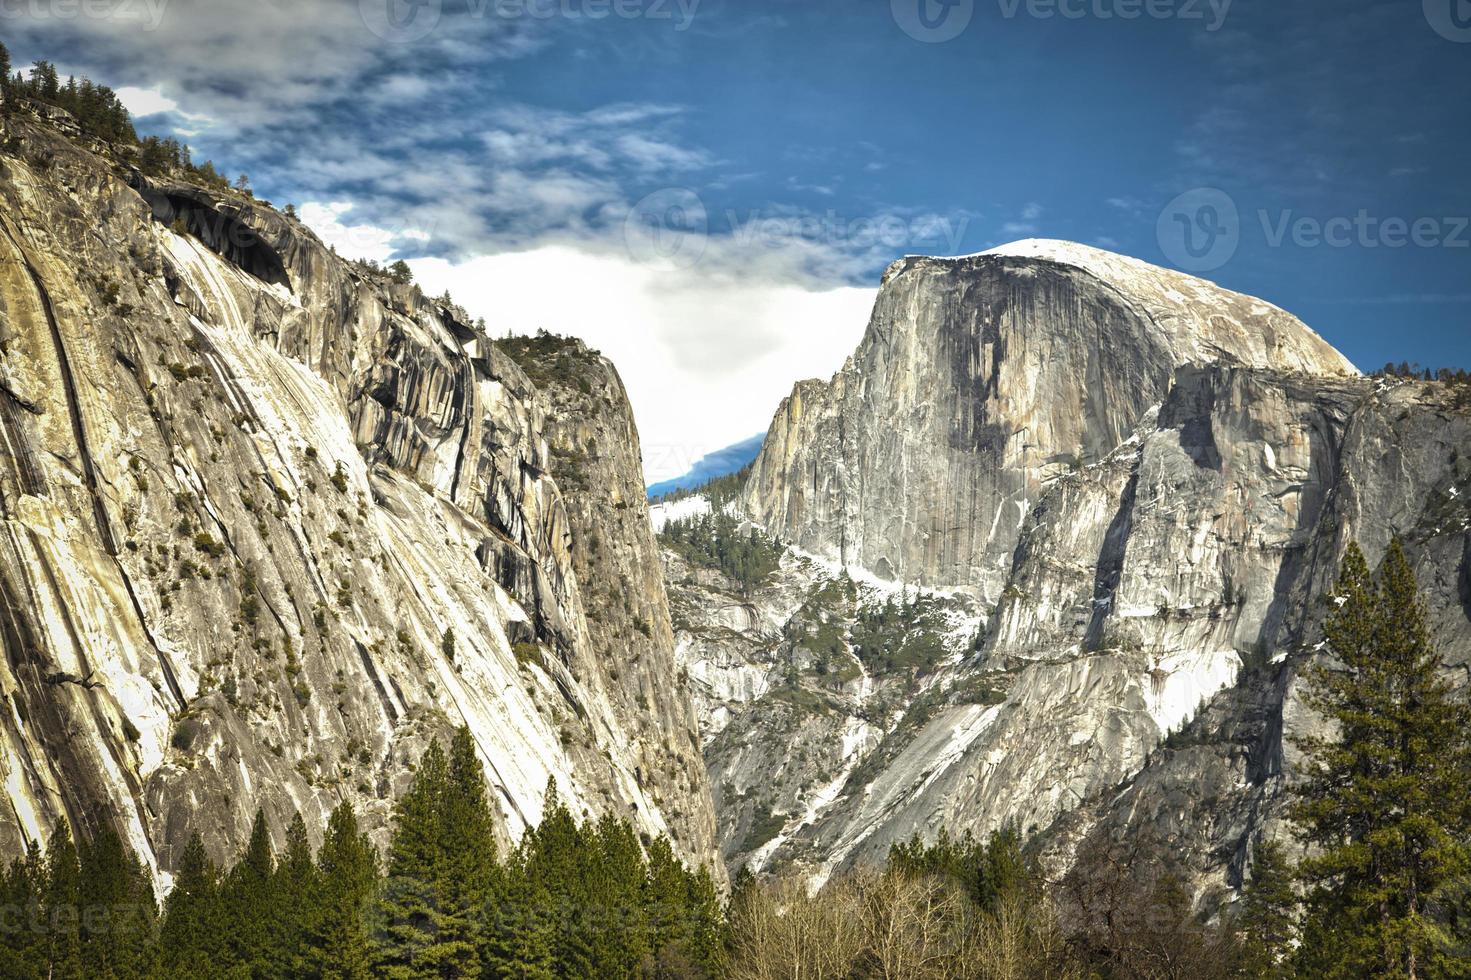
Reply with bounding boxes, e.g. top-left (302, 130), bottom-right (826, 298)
top-left (503, 339), bottom-right (719, 865)
top-left (1044, 372), bottom-right (1471, 899)
top-left (707, 240), bottom-right (1469, 896)
top-left (743, 241), bottom-right (1356, 599)
top-left (0, 116), bottom-right (717, 885)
